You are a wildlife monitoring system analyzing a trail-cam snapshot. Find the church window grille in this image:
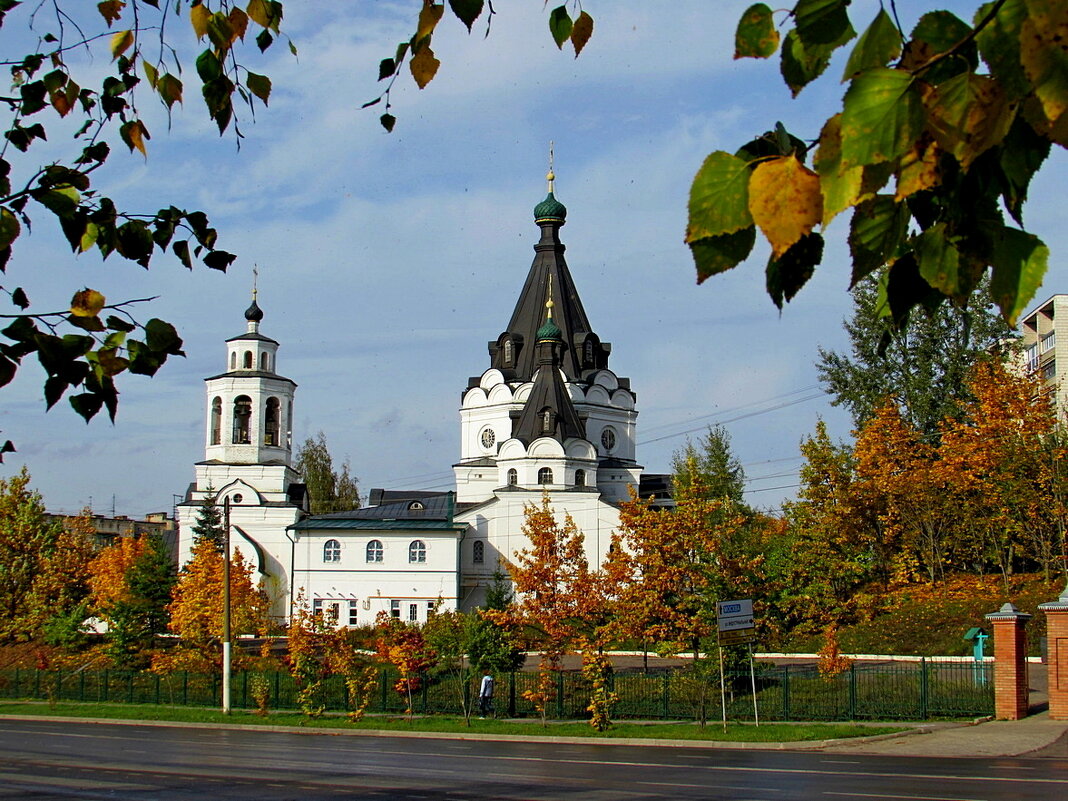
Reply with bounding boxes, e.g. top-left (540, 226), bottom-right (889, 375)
top-left (473, 540), bottom-right (485, 564)
top-left (366, 540), bottom-right (383, 563)
top-left (390, 600), bottom-right (401, 619)
top-left (575, 469), bottom-right (586, 488)
top-left (538, 467), bottom-right (553, 485)
top-left (232, 395), bottom-right (252, 444)
top-left (323, 539), bottom-right (341, 563)
top-left (264, 397), bottom-right (280, 446)
top-left (409, 540), bottom-right (426, 563)
top-left (507, 468), bottom-right (518, 486)
top-left (243, 351), bottom-right (253, 369)
top-left (503, 338), bottom-right (513, 366)
top-left (260, 352), bottom-right (269, 371)
top-left (409, 603), bottom-right (418, 622)
top-left (210, 397), bottom-right (222, 445)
